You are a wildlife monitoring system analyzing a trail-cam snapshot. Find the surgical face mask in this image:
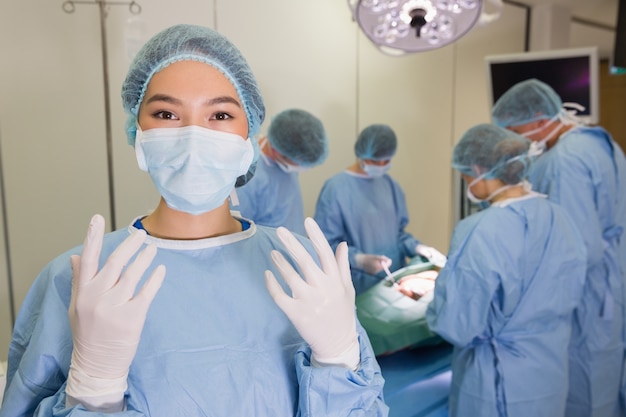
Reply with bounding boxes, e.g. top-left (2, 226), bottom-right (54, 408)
top-left (360, 160), bottom-right (391, 178)
top-left (260, 137), bottom-right (307, 174)
top-left (465, 171), bottom-right (519, 209)
top-left (518, 119), bottom-right (561, 156)
top-left (466, 174), bottom-right (490, 209)
top-left (518, 105), bottom-right (583, 156)
top-left (135, 125), bottom-right (254, 215)
top-left (275, 159), bottom-right (308, 173)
